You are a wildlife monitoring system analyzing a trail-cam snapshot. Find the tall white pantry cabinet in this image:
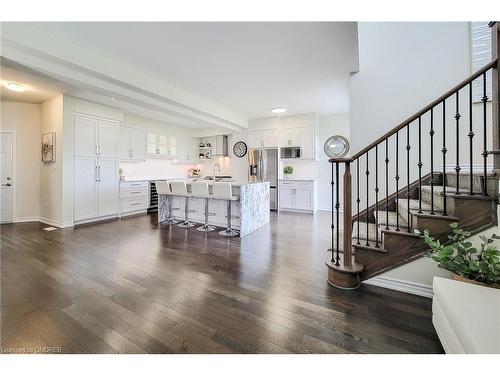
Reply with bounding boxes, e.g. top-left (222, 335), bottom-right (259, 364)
top-left (74, 114), bottom-right (119, 222)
